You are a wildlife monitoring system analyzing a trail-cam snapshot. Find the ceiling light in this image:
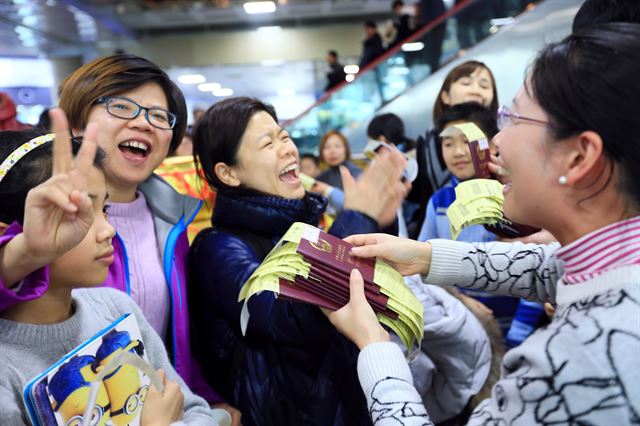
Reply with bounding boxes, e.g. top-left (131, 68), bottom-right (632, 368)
top-left (198, 82), bottom-right (222, 92)
top-left (401, 42), bottom-right (424, 52)
top-left (278, 88), bottom-right (295, 96)
top-left (257, 25), bottom-right (281, 33)
top-left (179, 74), bottom-right (206, 84)
top-left (243, 1), bottom-right (276, 14)
top-left (261, 59), bottom-right (284, 66)
top-left (345, 74), bottom-right (355, 82)
top-left (213, 88), bottom-right (234, 97)
top-left (343, 64), bottom-right (359, 74)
